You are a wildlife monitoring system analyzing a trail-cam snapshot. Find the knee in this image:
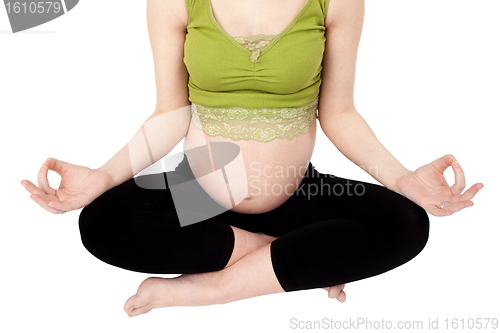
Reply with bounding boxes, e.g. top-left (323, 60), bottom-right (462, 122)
top-left (78, 202), bottom-right (105, 256)
top-left (393, 198), bottom-right (430, 260)
top-left (78, 181), bottom-right (133, 252)
top-left (78, 202), bottom-right (98, 235)
top-left (78, 186), bottom-right (125, 257)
